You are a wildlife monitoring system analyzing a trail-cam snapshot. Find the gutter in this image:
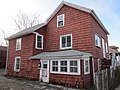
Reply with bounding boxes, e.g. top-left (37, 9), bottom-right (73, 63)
top-left (4, 42), bottom-right (9, 75)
